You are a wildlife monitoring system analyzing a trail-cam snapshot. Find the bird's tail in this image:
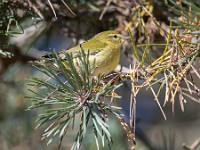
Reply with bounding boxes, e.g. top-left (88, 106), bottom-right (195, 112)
top-left (28, 54), bottom-right (70, 72)
top-left (28, 53), bottom-right (57, 68)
